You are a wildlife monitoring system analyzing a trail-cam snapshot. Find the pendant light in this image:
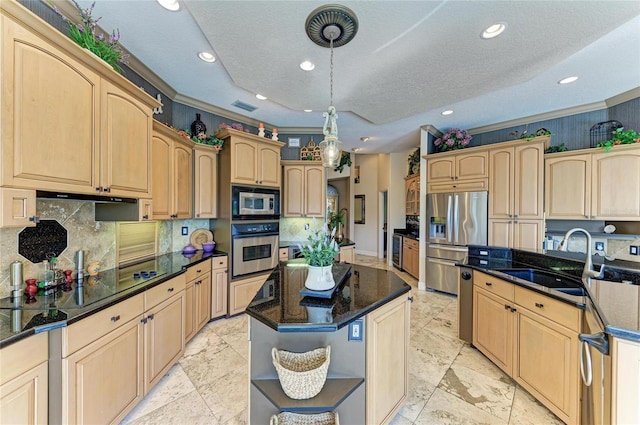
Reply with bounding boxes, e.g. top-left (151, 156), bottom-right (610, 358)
top-left (305, 5), bottom-right (358, 168)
